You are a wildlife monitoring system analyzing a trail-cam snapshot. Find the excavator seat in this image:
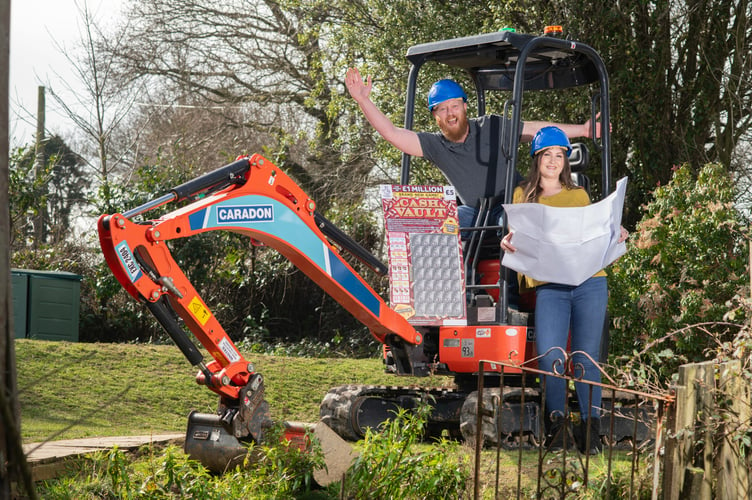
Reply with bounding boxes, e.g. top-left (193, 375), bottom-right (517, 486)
top-left (569, 142), bottom-right (591, 192)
